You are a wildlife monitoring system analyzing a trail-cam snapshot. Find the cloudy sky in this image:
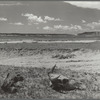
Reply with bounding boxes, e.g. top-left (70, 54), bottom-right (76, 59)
top-left (0, 1), bottom-right (100, 34)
